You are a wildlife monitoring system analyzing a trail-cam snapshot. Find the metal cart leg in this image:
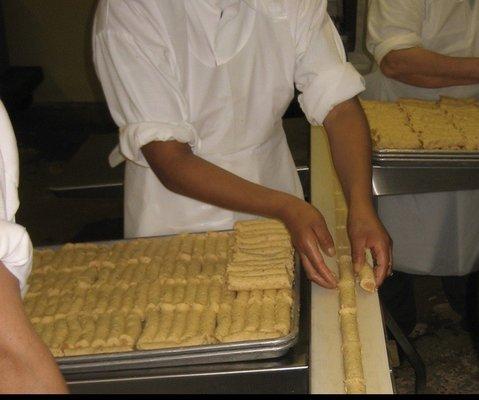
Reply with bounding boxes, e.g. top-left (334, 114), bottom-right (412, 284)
top-left (382, 305), bottom-right (427, 394)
